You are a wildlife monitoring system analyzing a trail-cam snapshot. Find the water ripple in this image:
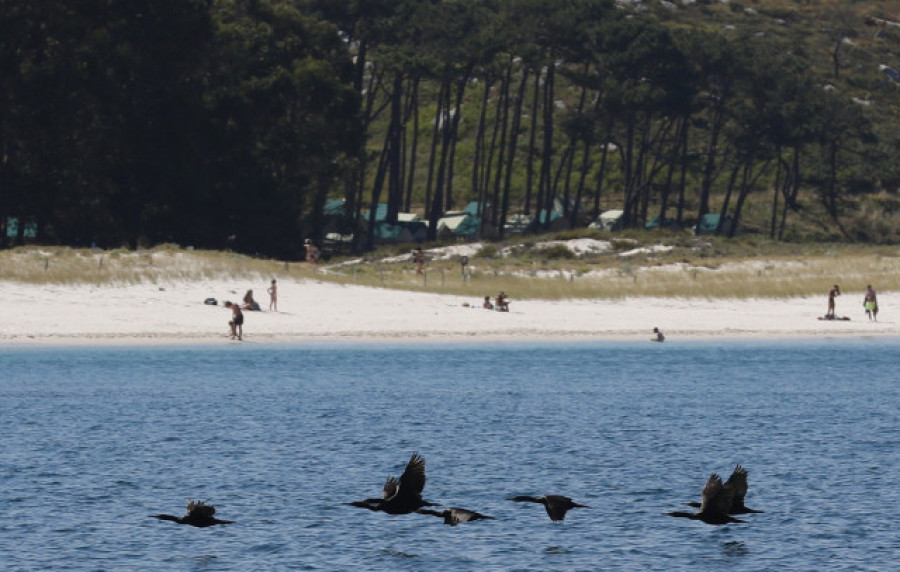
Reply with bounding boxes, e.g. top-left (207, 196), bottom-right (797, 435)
top-left (0, 340), bottom-right (898, 570)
